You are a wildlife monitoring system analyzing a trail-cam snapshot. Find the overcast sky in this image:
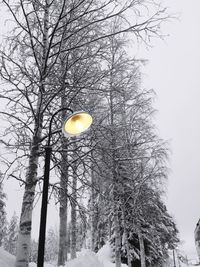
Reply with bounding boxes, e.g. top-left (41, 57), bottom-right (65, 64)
top-left (1, 0), bottom-right (200, 261)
